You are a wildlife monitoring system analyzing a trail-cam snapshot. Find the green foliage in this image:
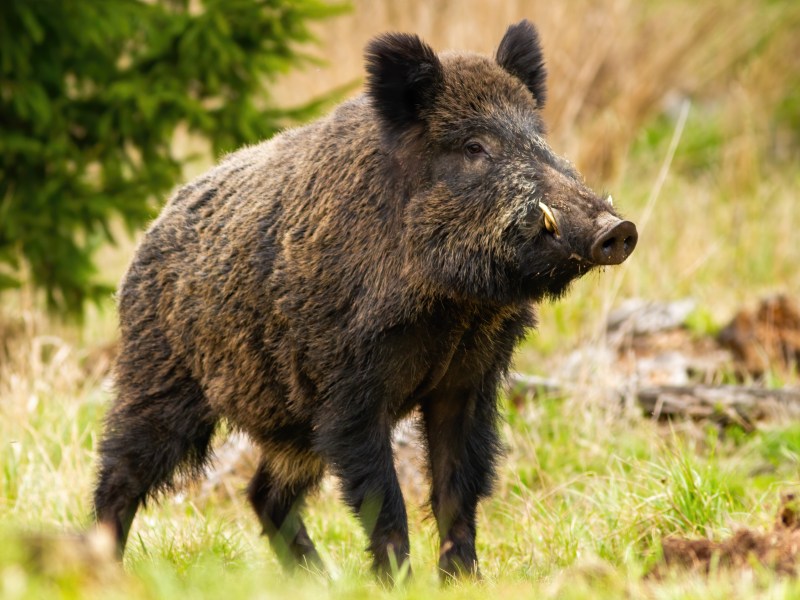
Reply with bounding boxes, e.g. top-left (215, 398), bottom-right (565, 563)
top-left (683, 306), bottom-right (720, 338)
top-left (633, 109), bottom-right (725, 177)
top-left (757, 425), bottom-right (800, 470)
top-left (656, 437), bottom-right (745, 536)
top-left (0, 0), bottom-right (346, 316)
